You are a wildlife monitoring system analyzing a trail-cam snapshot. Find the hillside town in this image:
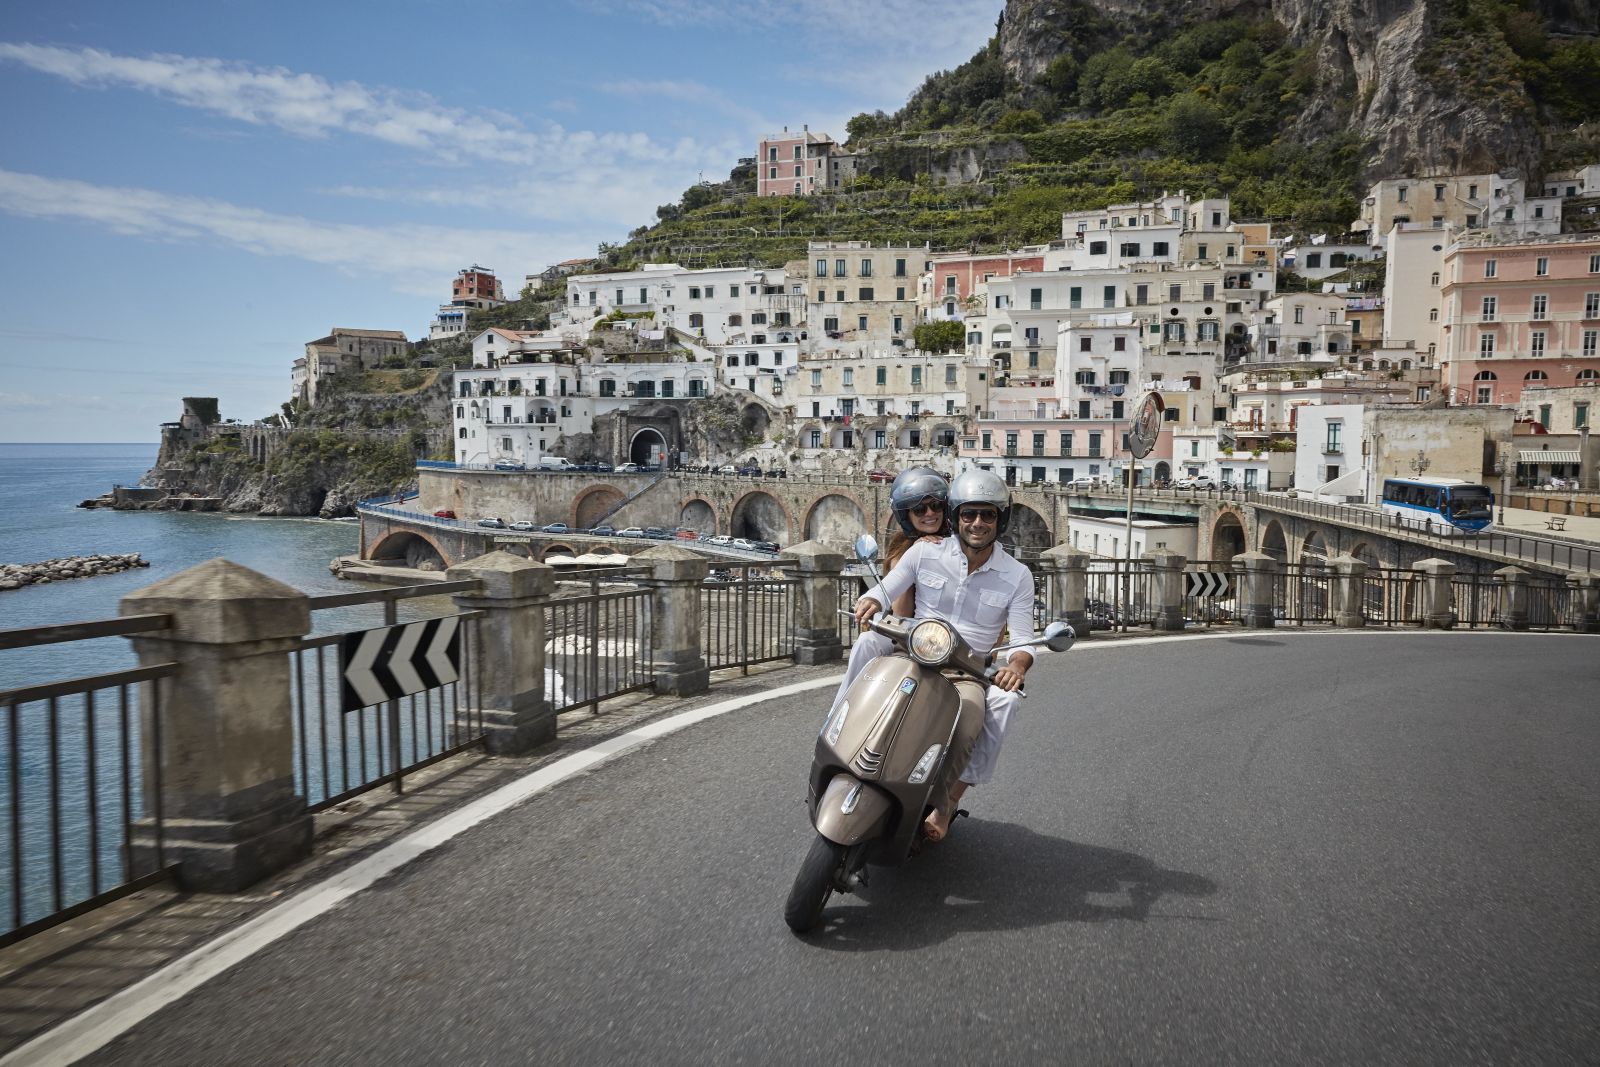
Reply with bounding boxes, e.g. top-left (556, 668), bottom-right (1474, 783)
top-left (288, 139), bottom-right (1600, 505)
